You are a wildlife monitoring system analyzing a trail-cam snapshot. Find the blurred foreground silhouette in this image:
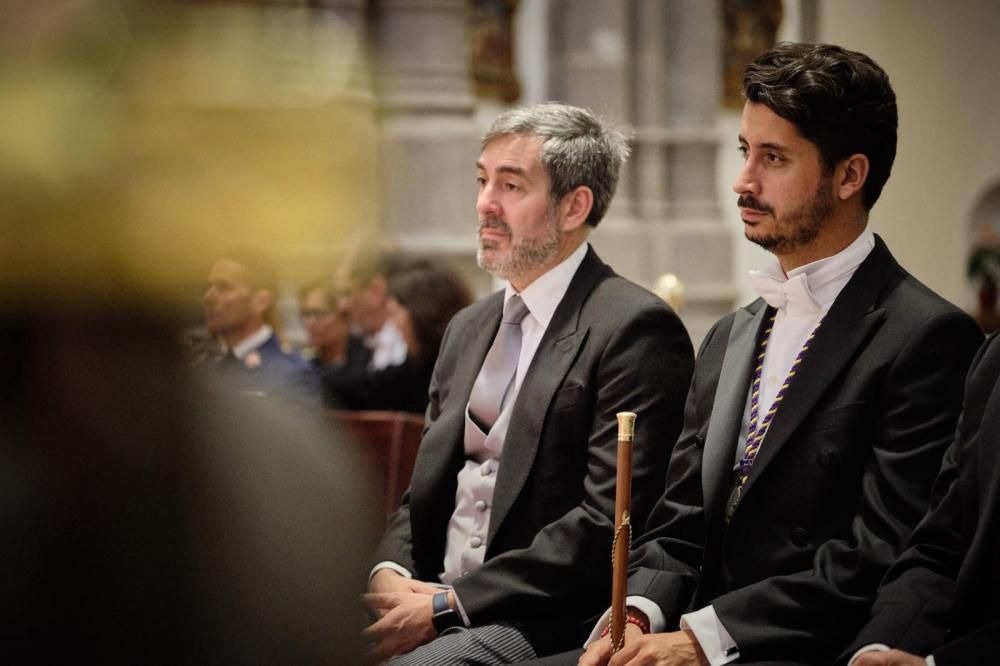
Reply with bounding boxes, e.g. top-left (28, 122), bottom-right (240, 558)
top-left (0, 1), bottom-right (379, 661)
